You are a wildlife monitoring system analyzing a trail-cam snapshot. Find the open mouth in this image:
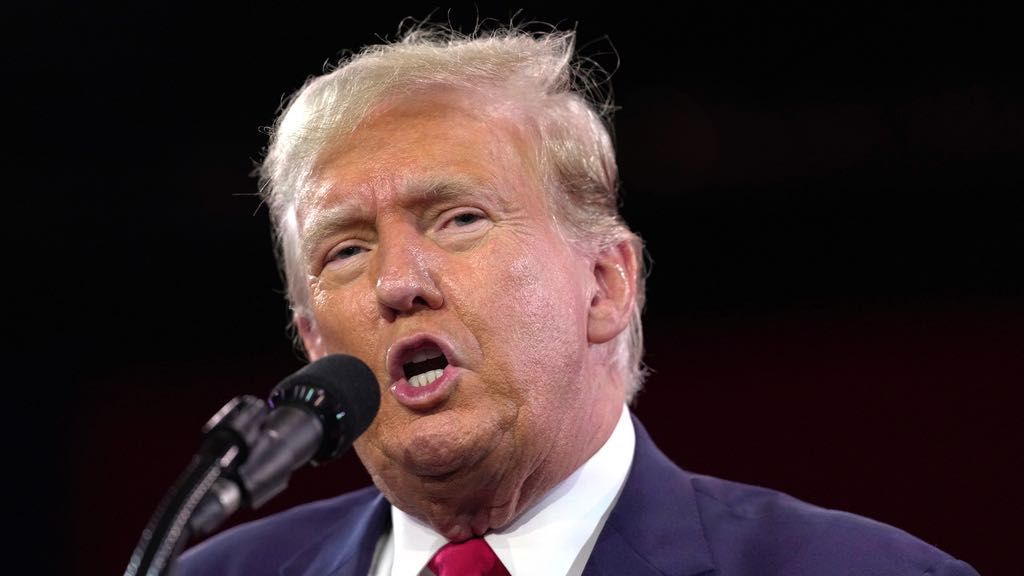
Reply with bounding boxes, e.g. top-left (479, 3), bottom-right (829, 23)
top-left (402, 346), bottom-right (450, 387)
